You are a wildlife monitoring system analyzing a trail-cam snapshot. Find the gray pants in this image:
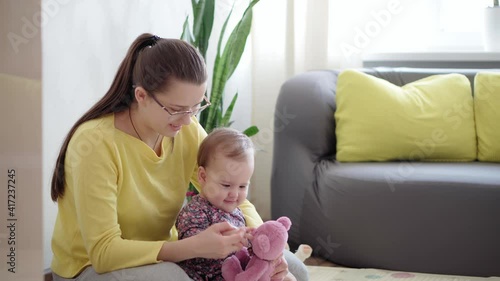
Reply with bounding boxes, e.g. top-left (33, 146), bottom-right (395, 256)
top-left (52, 250), bottom-right (309, 281)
